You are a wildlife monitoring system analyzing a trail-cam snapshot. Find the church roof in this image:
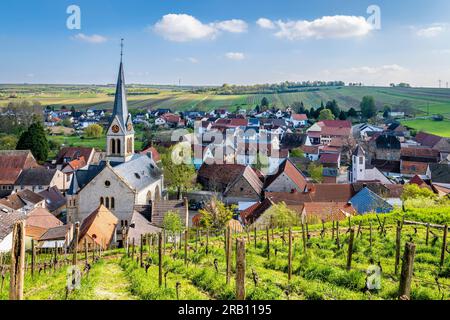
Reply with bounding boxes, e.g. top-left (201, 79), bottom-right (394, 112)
top-left (353, 145), bottom-right (365, 157)
top-left (111, 61), bottom-right (129, 130)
